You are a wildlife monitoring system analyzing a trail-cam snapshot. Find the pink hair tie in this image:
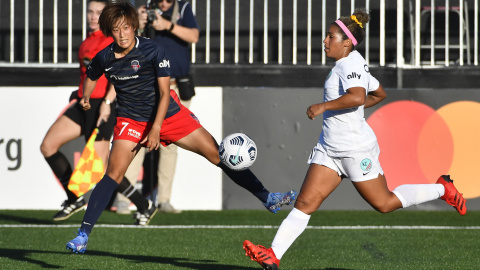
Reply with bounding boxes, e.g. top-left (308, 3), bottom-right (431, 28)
top-left (335, 20), bottom-right (358, 46)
